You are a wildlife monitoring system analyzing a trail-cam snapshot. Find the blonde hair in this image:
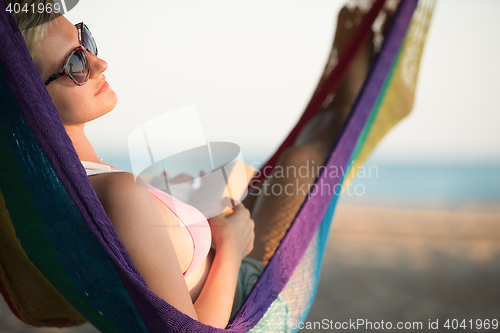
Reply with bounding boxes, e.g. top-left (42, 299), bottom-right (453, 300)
top-left (7, 0), bottom-right (56, 72)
